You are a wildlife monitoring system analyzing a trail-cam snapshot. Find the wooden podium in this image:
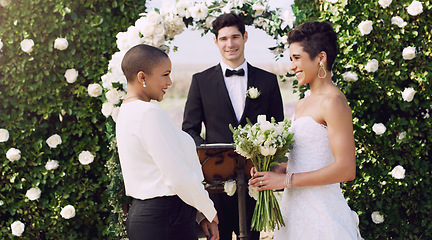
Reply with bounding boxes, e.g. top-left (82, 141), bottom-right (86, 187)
top-left (197, 144), bottom-right (254, 240)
